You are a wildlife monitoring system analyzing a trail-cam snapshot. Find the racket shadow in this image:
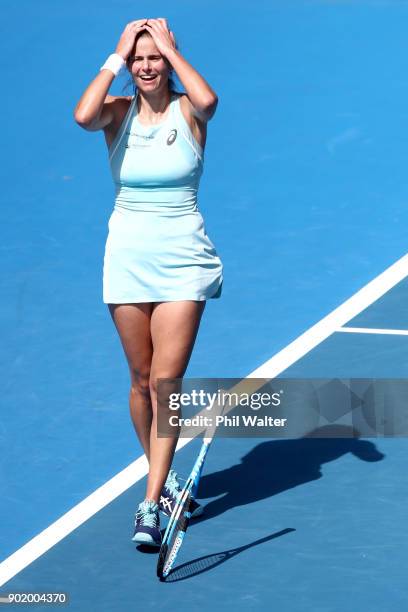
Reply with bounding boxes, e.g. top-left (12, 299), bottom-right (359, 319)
top-left (163, 528), bottom-right (295, 582)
